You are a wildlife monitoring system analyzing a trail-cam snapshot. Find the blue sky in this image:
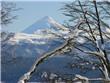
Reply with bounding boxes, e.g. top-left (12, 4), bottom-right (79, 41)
top-left (3, 0), bottom-right (72, 32)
